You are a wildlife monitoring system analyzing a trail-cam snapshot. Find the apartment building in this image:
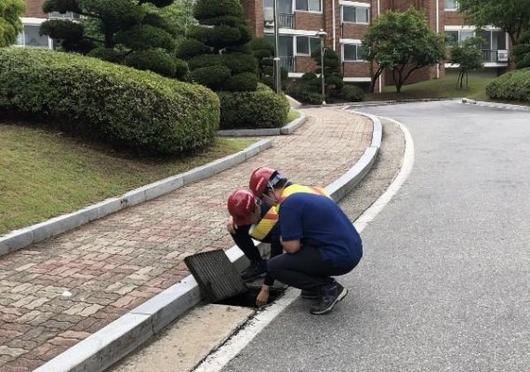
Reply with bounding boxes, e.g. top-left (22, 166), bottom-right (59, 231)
top-left (242, 0), bottom-right (511, 90)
